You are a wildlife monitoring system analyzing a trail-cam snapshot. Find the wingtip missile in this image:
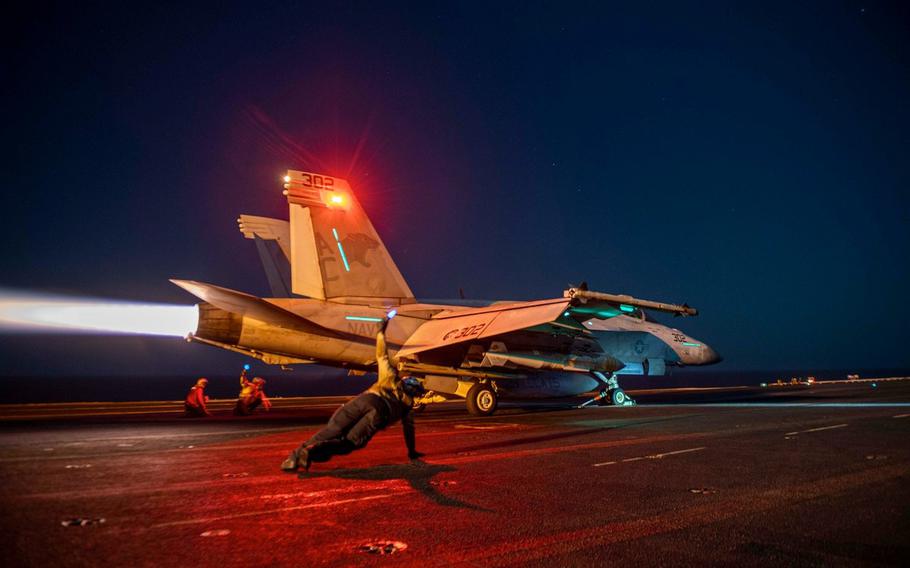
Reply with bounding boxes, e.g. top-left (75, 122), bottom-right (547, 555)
top-left (565, 287), bottom-right (698, 317)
